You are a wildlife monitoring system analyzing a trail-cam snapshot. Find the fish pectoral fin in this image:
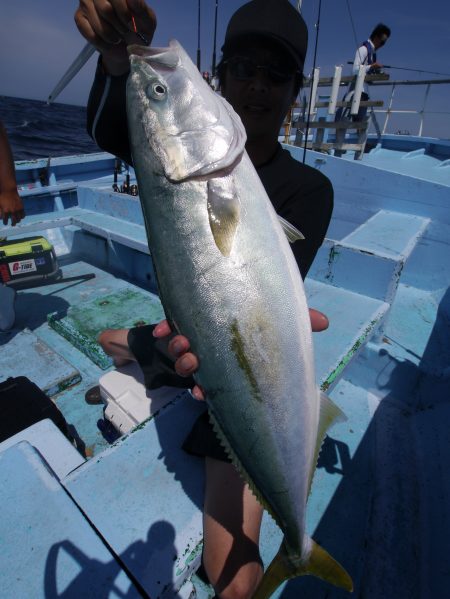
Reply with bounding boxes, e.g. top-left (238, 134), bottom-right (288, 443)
top-left (207, 177), bottom-right (240, 256)
top-left (277, 215), bottom-right (305, 242)
top-left (308, 391), bottom-right (347, 495)
top-left (252, 539), bottom-right (353, 599)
